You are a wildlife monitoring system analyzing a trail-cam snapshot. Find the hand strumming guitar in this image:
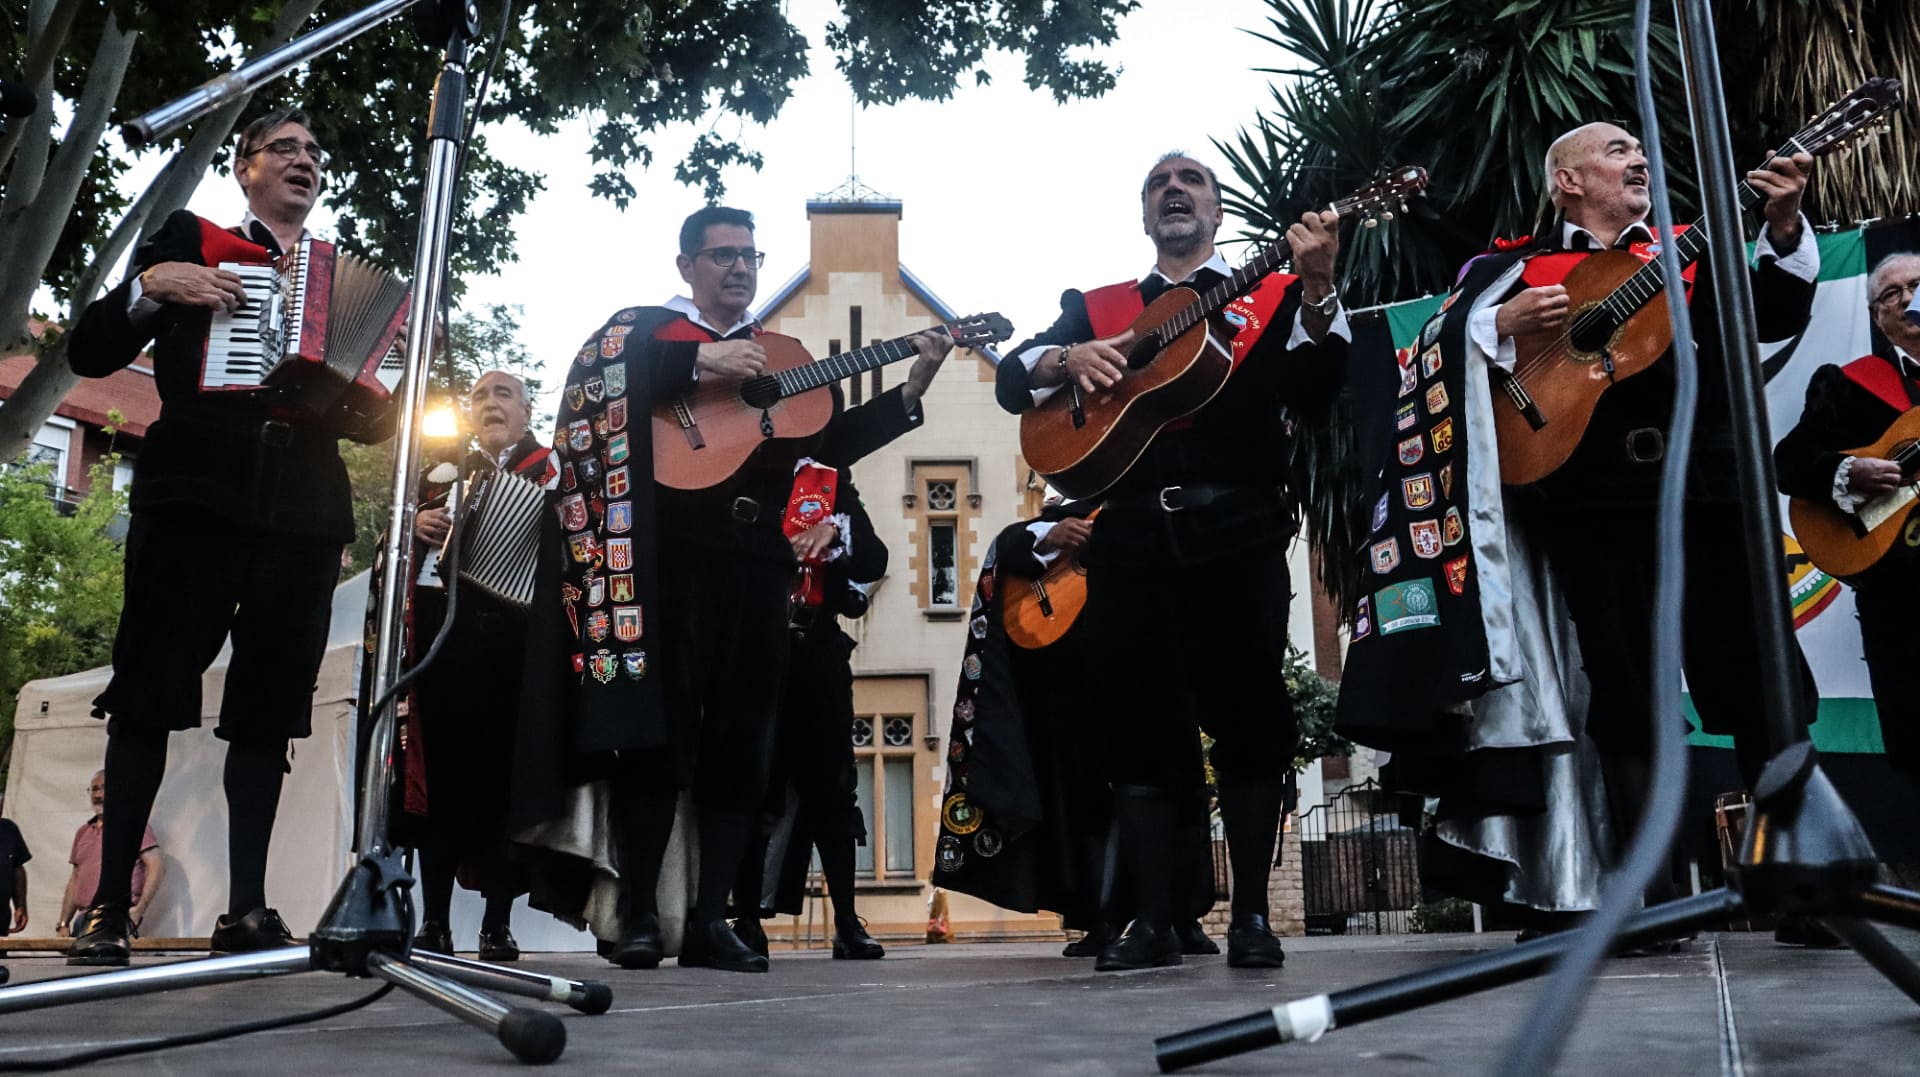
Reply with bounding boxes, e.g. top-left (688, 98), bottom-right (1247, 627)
top-left (1044, 330), bottom-right (1136, 394)
top-left (1849, 457), bottom-right (1905, 498)
top-left (1495, 285), bottom-right (1571, 339)
top-left (1034, 516), bottom-right (1093, 557)
top-left (695, 339), bottom-right (767, 380)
